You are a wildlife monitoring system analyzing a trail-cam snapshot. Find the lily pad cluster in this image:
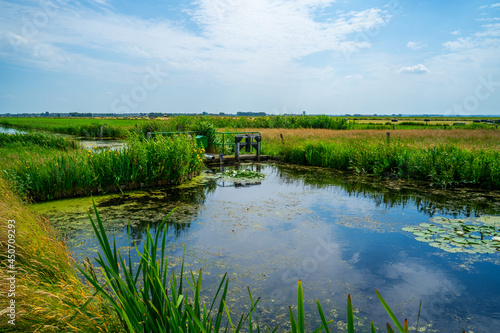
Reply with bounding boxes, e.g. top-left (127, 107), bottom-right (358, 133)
top-left (403, 216), bottom-right (500, 254)
top-left (220, 169), bottom-right (265, 180)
